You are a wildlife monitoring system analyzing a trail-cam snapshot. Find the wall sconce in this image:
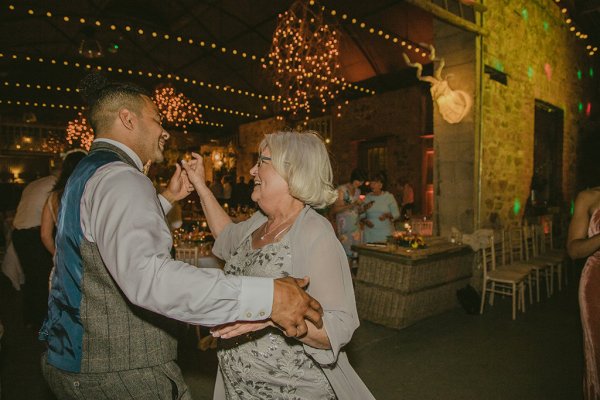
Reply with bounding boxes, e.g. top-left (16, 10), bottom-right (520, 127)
top-left (10, 166), bottom-right (23, 183)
